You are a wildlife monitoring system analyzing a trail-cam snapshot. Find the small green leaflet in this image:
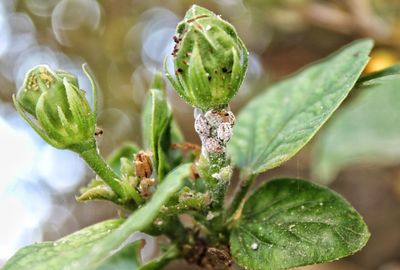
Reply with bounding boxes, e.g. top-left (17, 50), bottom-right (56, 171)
top-left (228, 39), bottom-right (373, 175)
top-left (230, 178), bottom-right (369, 270)
top-left (312, 76), bottom-right (400, 183)
top-left (107, 142), bottom-right (139, 176)
top-left (142, 74), bottom-right (172, 181)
